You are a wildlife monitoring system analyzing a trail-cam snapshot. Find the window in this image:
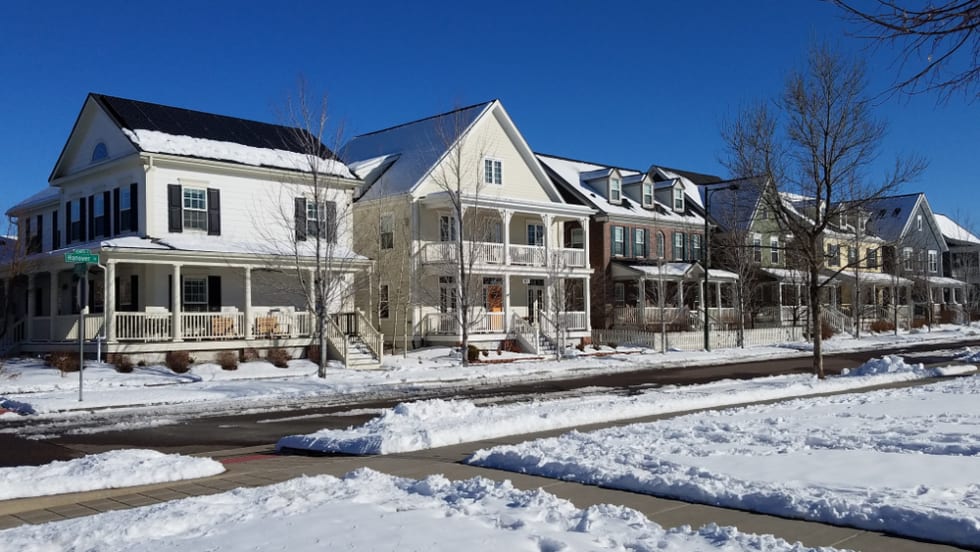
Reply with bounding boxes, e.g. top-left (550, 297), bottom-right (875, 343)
top-left (380, 214), bottom-right (394, 249)
top-left (928, 250), bottom-right (938, 273)
top-left (759, 207), bottom-right (768, 220)
top-left (867, 248), bottom-right (878, 269)
top-left (673, 187), bottom-right (684, 211)
top-left (439, 276), bottom-right (456, 312)
top-left (570, 228), bottom-right (584, 249)
top-left (484, 158), bottom-right (502, 185)
top-left (183, 188), bottom-right (207, 231)
top-left (609, 178), bottom-right (622, 203)
top-left (93, 194), bottom-right (106, 237)
top-left (633, 228), bottom-right (646, 257)
top-left (612, 226), bottom-right (625, 256)
top-left (673, 232), bottom-right (686, 260)
top-left (439, 215), bottom-right (458, 242)
top-left (917, 215), bottom-right (923, 231)
top-left (827, 244), bottom-right (840, 267)
top-left (379, 284), bottom-right (389, 319)
top-left (183, 278), bottom-right (207, 311)
top-left (903, 247), bottom-right (913, 271)
top-left (91, 142), bottom-right (108, 163)
top-left (752, 236), bottom-right (762, 262)
top-left (70, 200), bottom-right (82, 242)
top-left (119, 187), bottom-right (132, 232)
top-left (847, 246), bottom-right (857, 266)
top-left (482, 277), bottom-right (503, 310)
top-left (642, 182), bottom-right (653, 207)
top-left (656, 231), bottom-right (665, 259)
top-left (770, 237), bottom-right (779, 264)
top-left (691, 234), bottom-right (702, 262)
top-left (614, 282), bottom-right (625, 306)
top-left (527, 224), bottom-right (544, 246)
